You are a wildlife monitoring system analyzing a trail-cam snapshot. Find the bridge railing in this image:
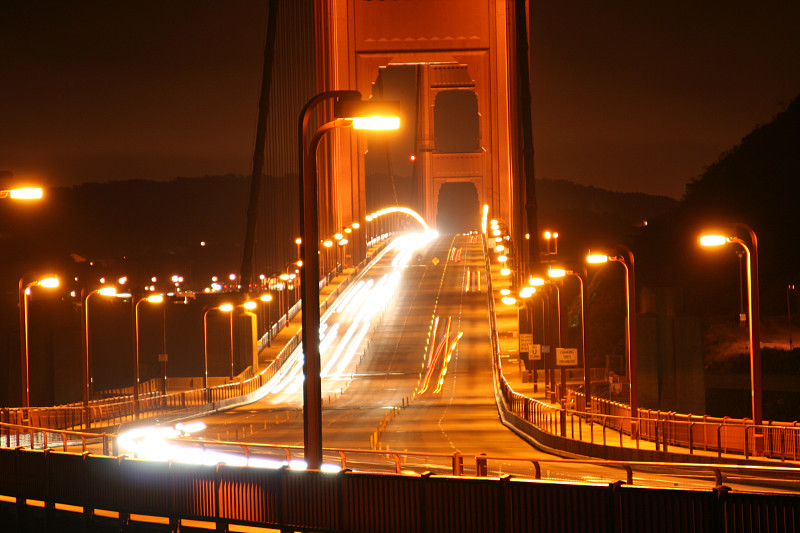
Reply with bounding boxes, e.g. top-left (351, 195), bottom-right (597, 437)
top-left (3, 235), bottom-right (396, 434)
top-left (482, 233), bottom-right (800, 462)
top-left (3, 445), bottom-right (800, 533)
